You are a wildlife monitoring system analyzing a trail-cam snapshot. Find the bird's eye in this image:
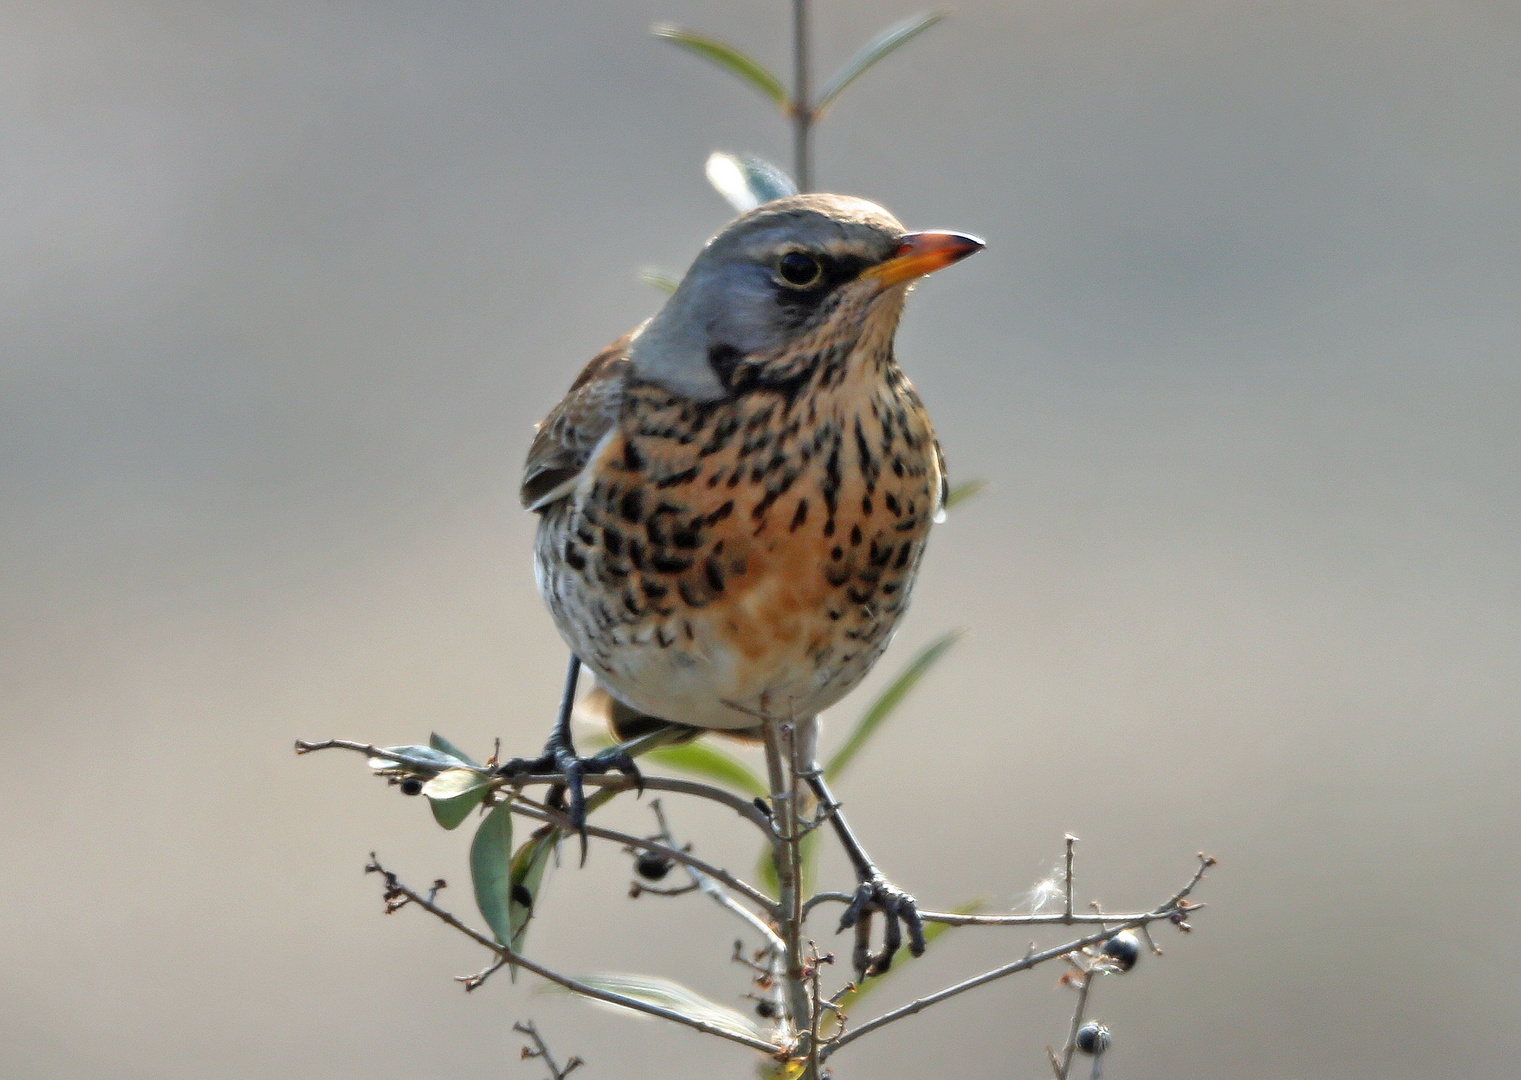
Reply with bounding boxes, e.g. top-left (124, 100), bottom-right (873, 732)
top-left (776, 251), bottom-right (822, 288)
